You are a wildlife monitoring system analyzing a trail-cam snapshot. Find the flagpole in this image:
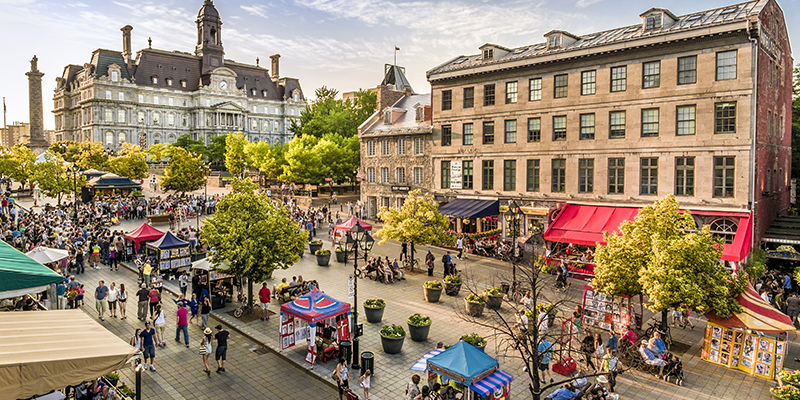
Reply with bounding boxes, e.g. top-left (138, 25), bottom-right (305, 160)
top-left (2, 97), bottom-right (6, 148)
